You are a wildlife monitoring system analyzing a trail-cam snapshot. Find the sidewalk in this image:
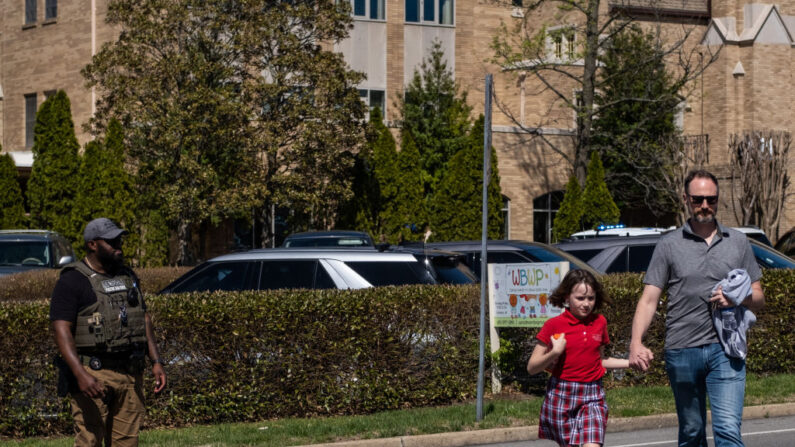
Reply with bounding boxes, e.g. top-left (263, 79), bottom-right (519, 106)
top-left (301, 402), bottom-right (795, 447)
